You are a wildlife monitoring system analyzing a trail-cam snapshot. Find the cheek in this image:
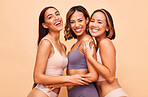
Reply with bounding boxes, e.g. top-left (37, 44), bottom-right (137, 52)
top-left (89, 22), bottom-right (94, 28)
top-left (45, 20), bottom-right (52, 26)
top-left (81, 22), bottom-right (87, 30)
top-left (82, 21), bottom-right (87, 26)
top-left (101, 25), bottom-right (107, 31)
top-left (88, 24), bottom-right (93, 31)
top-left (59, 16), bottom-right (62, 19)
top-left (70, 24), bottom-right (75, 30)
